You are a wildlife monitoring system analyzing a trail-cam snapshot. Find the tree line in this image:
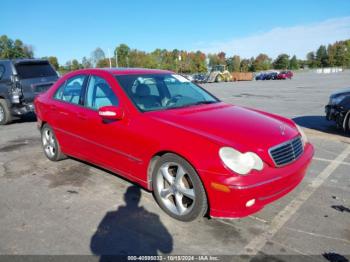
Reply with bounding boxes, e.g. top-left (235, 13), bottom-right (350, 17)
top-left (1, 34), bottom-right (350, 74)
